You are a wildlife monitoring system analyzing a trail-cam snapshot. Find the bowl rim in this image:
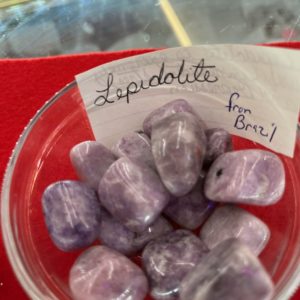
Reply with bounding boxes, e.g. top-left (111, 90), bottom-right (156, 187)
top-left (1, 79), bottom-right (300, 300)
top-left (1, 80), bottom-right (77, 300)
